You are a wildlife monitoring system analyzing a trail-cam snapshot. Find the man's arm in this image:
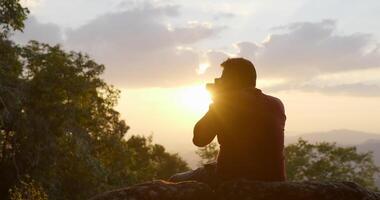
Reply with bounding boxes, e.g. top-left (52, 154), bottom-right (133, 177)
top-left (193, 105), bottom-right (219, 147)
